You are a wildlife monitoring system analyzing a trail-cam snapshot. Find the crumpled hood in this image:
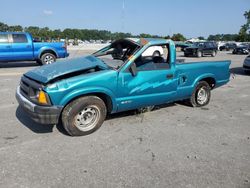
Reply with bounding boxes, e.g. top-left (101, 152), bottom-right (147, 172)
top-left (25, 56), bottom-right (108, 84)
